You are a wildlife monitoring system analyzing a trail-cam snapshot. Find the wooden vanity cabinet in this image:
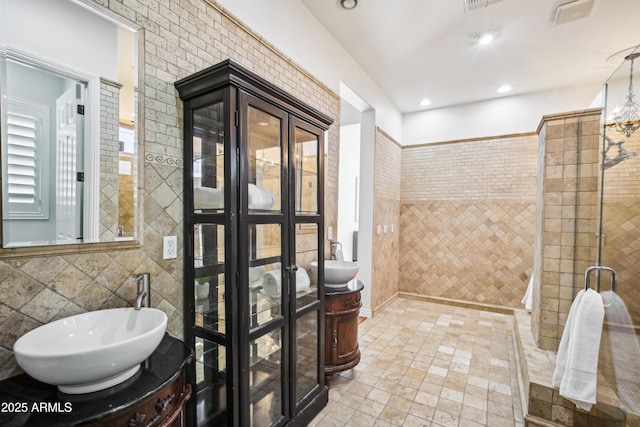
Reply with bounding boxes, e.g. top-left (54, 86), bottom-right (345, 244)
top-left (324, 281), bottom-right (363, 385)
top-left (91, 371), bottom-right (191, 427)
